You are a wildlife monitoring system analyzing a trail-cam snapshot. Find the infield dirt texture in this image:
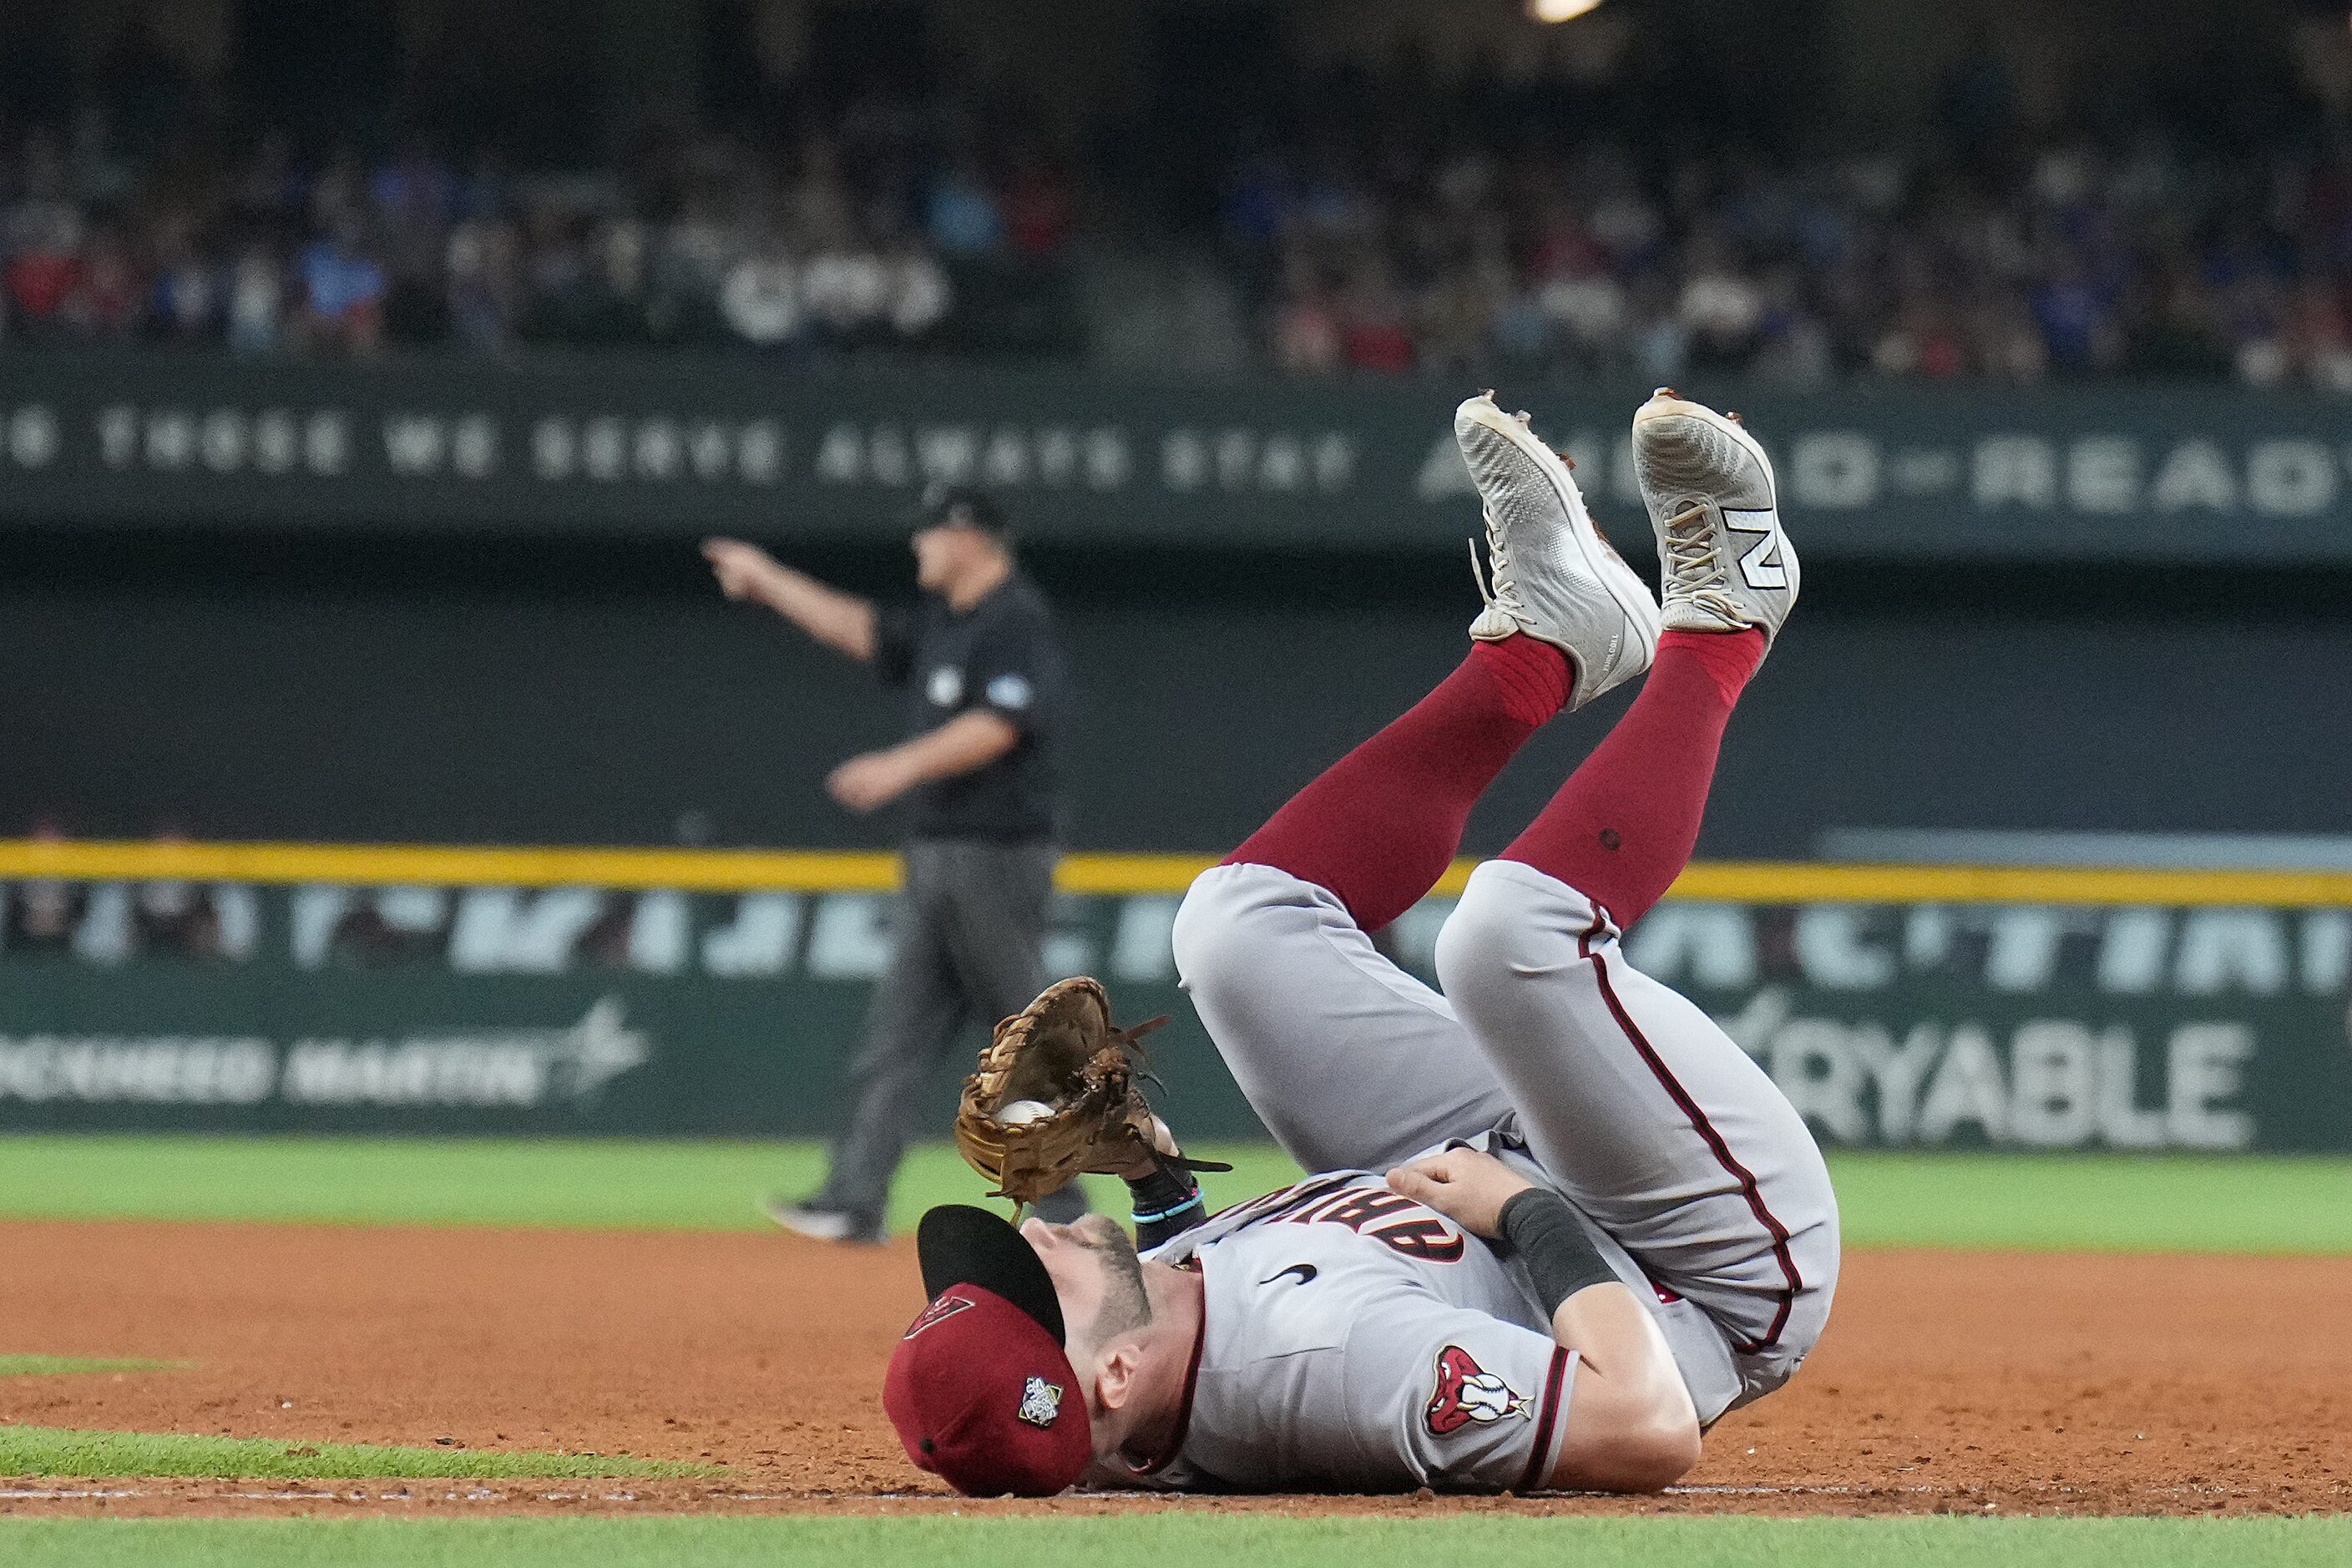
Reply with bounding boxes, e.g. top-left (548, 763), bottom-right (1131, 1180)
top-left (0, 1141), bottom-right (2346, 1524)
